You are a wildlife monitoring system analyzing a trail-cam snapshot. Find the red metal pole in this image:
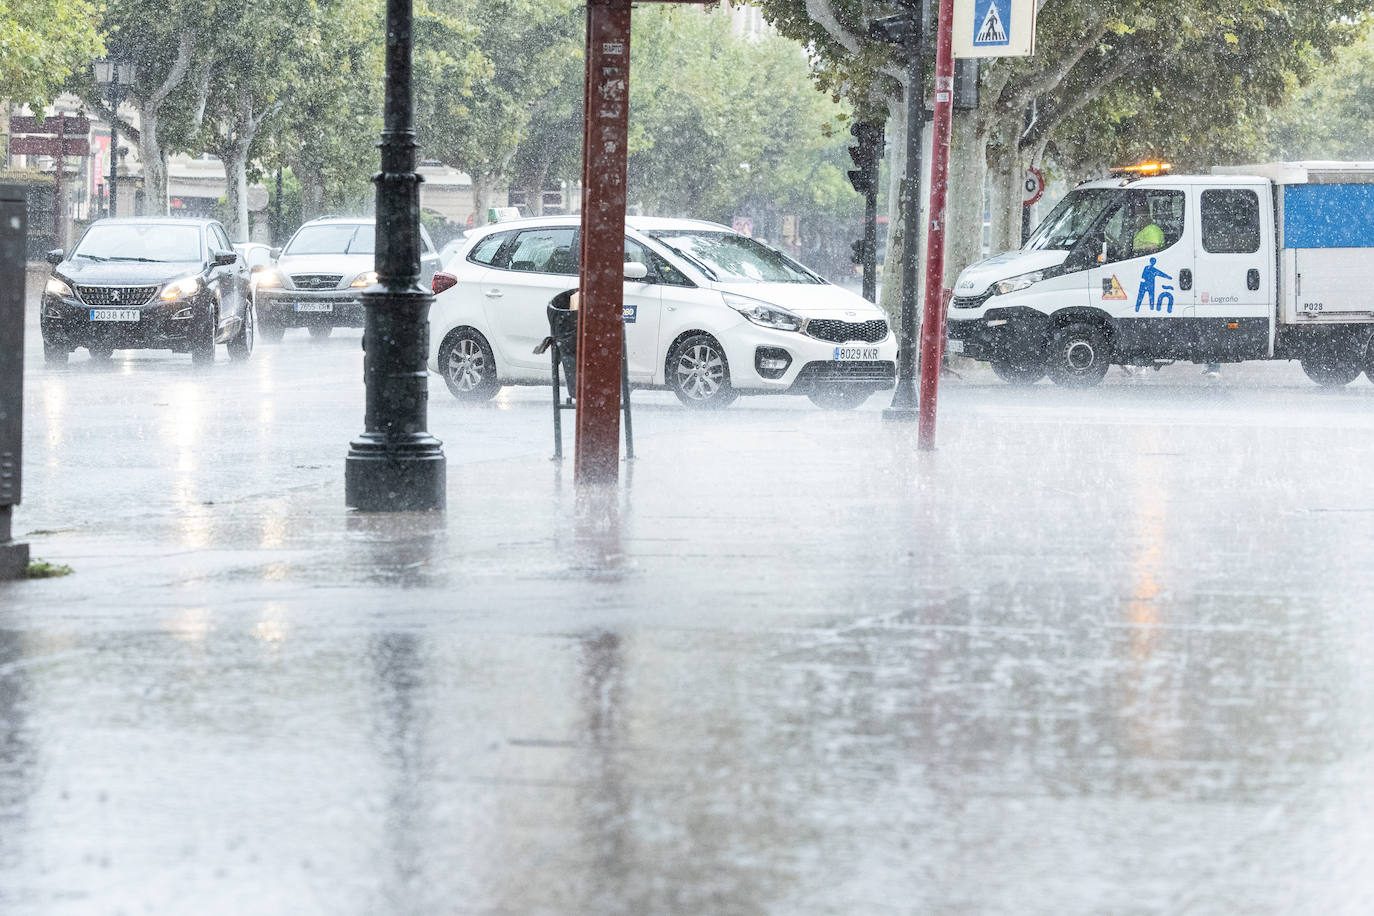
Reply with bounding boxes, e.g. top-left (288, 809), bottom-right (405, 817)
top-left (575, 0), bottom-right (632, 486)
top-left (916, 0), bottom-right (956, 450)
